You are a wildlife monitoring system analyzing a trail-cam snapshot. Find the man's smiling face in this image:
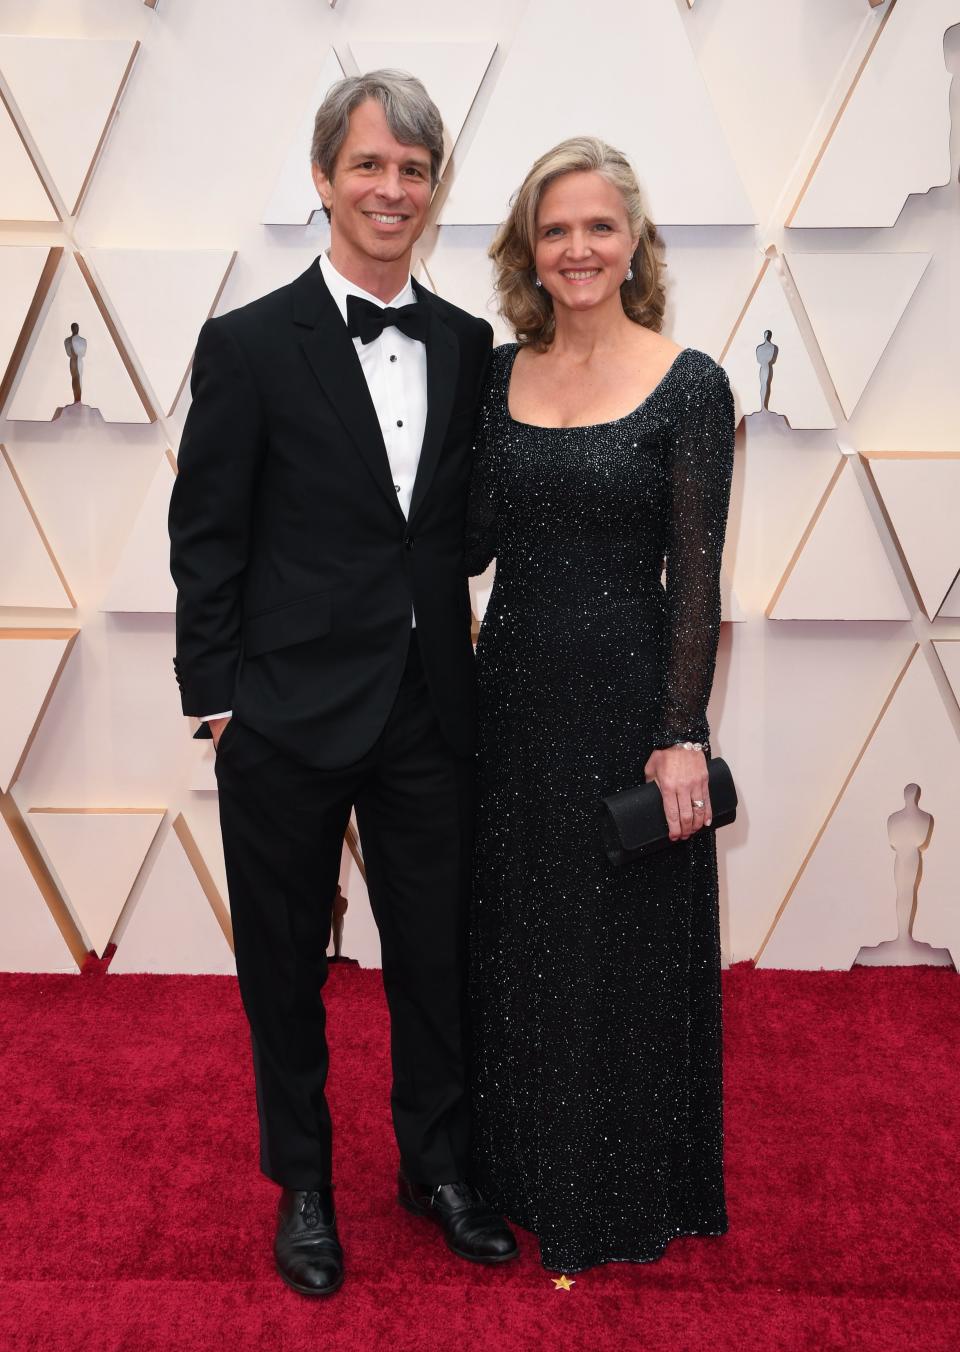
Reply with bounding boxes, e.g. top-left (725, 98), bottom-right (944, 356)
top-left (313, 98), bottom-right (434, 282)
